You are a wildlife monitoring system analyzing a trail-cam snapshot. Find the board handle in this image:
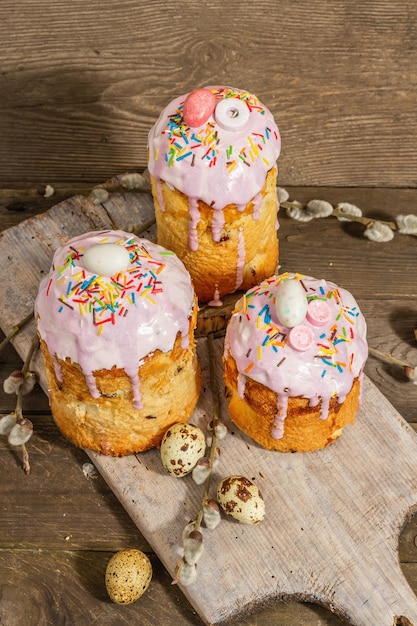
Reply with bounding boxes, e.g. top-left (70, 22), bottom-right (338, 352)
top-left (329, 557), bottom-right (417, 626)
